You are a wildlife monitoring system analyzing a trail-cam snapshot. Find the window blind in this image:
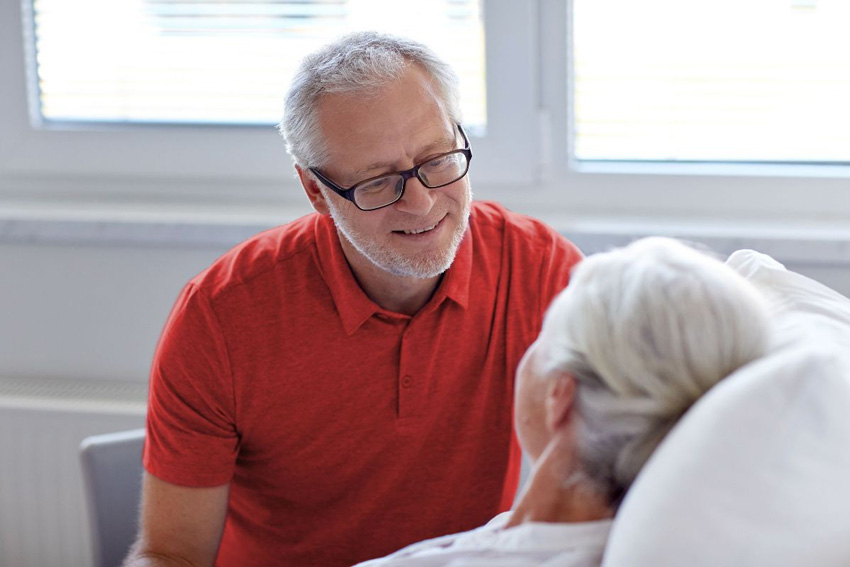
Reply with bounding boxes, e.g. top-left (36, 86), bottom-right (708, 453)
top-left (30, 0), bottom-right (485, 128)
top-left (573, 0), bottom-right (850, 163)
